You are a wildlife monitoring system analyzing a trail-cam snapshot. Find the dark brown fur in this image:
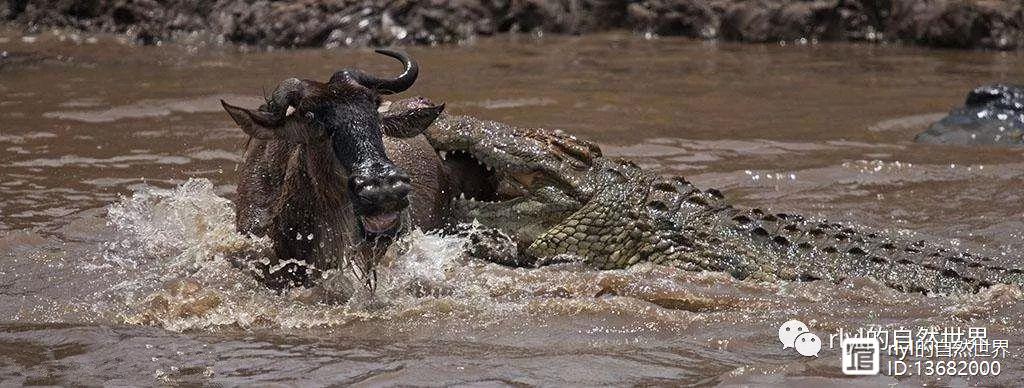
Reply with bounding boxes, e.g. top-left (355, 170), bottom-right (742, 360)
top-left (234, 127), bottom-right (458, 287)
top-left (222, 51), bottom-right (454, 288)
